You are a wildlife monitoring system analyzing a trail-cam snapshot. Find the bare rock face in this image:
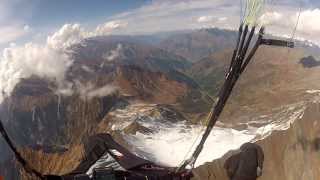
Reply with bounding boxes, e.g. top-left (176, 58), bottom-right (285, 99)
top-left (19, 144), bottom-right (85, 180)
top-left (0, 38), bottom-right (210, 179)
top-left (2, 31), bottom-right (320, 180)
top-left (1, 77), bottom-right (119, 147)
top-left (192, 101), bottom-right (320, 180)
top-left (123, 121), bottom-right (154, 135)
